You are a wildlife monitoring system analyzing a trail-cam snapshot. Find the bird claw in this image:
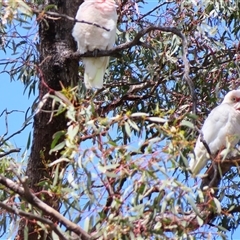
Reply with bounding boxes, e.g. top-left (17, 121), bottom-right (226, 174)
top-left (92, 49), bottom-right (100, 57)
